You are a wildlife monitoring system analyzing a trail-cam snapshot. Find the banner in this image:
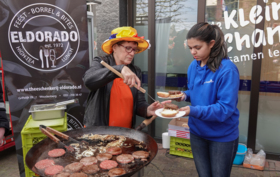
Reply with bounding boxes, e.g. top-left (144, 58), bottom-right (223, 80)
top-left (0, 0), bottom-right (89, 176)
